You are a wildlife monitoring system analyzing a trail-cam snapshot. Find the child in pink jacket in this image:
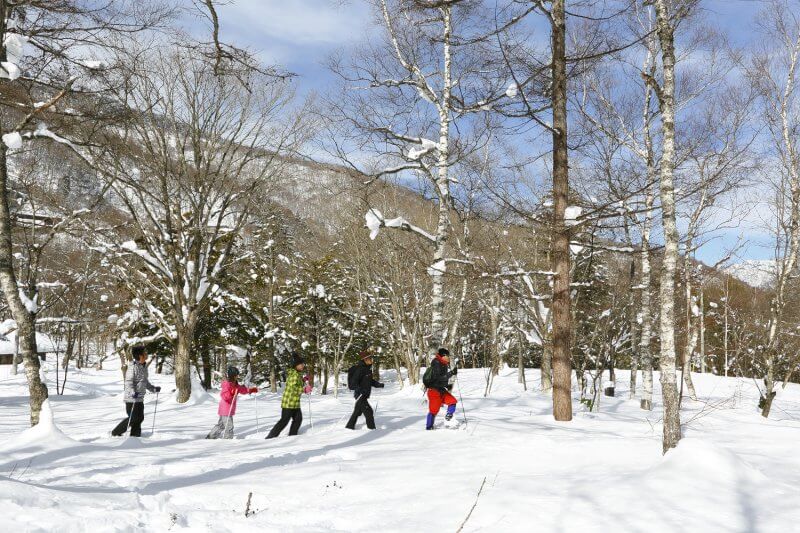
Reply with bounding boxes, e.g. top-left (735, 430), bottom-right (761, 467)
top-left (206, 365), bottom-right (258, 439)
